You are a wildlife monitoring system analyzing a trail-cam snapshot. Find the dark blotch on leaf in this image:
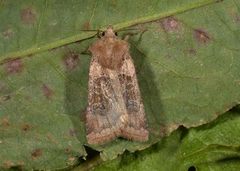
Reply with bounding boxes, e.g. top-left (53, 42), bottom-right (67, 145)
top-left (42, 84), bottom-right (54, 99)
top-left (161, 17), bottom-right (181, 32)
top-left (189, 48), bottom-right (197, 55)
top-left (63, 51), bottom-right (79, 70)
top-left (21, 123), bottom-right (31, 132)
top-left (69, 128), bottom-right (77, 136)
top-left (83, 21), bottom-right (90, 30)
top-left (65, 148), bottom-right (71, 154)
top-left (234, 14), bottom-right (240, 23)
top-left (186, 48), bottom-right (197, 56)
top-left (31, 148), bottom-right (42, 158)
top-left (80, 109), bottom-right (87, 122)
top-left (21, 7), bottom-right (37, 25)
top-left (1, 118), bottom-right (10, 127)
top-left (194, 29), bottom-right (210, 44)
top-left (5, 58), bottom-right (24, 74)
